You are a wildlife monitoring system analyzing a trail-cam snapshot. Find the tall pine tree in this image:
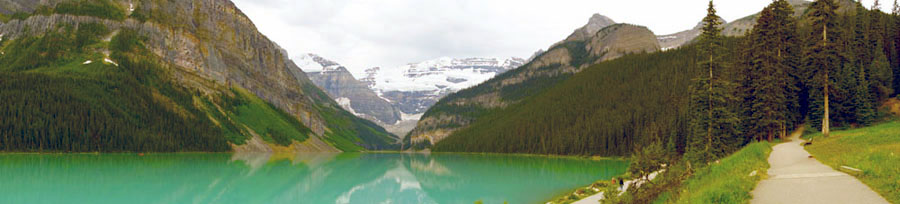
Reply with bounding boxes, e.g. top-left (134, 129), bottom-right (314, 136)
top-left (893, 0), bottom-right (900, 96)
top-left (687, 0), bottom-right (741, 164)
top-left (867, 0), bottom-right (894, 101)
top-left (741, 0), bottom-right (799, 142)
top-left (854, 63), bottom-right (877, 125)
top-left (805, 0), bottom-right (841, 136)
